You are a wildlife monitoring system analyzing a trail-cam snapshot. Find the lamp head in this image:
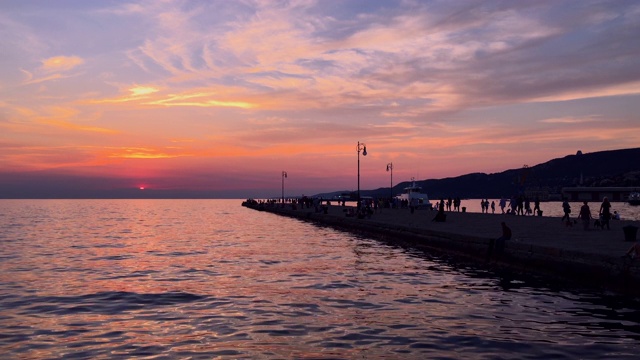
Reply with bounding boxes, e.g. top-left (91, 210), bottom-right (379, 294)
top-left (362, 146), bottom-right (367, 156)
